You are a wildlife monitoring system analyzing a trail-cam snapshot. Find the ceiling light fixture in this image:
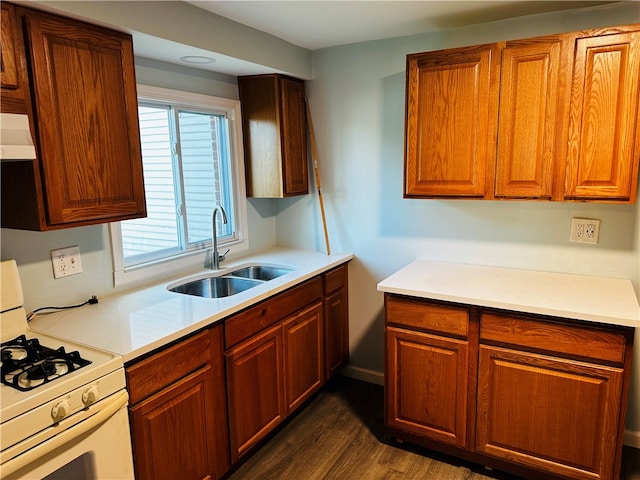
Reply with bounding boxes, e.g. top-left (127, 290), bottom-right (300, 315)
top-left (179, 55), bottom-right (216, 64)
